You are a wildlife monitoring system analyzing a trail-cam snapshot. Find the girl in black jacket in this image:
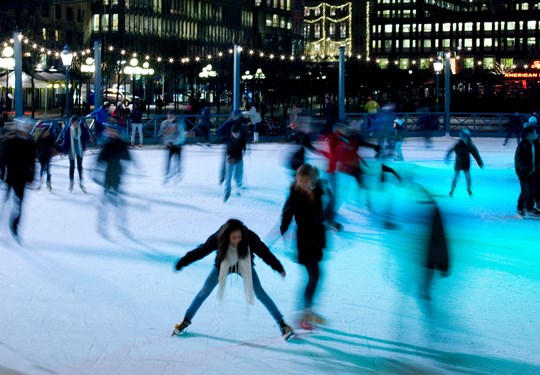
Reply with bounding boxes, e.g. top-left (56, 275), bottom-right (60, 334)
top-left (172, 219), bottom-right (294, 340)
top-left (280, 164), bottom-right (327, 328)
